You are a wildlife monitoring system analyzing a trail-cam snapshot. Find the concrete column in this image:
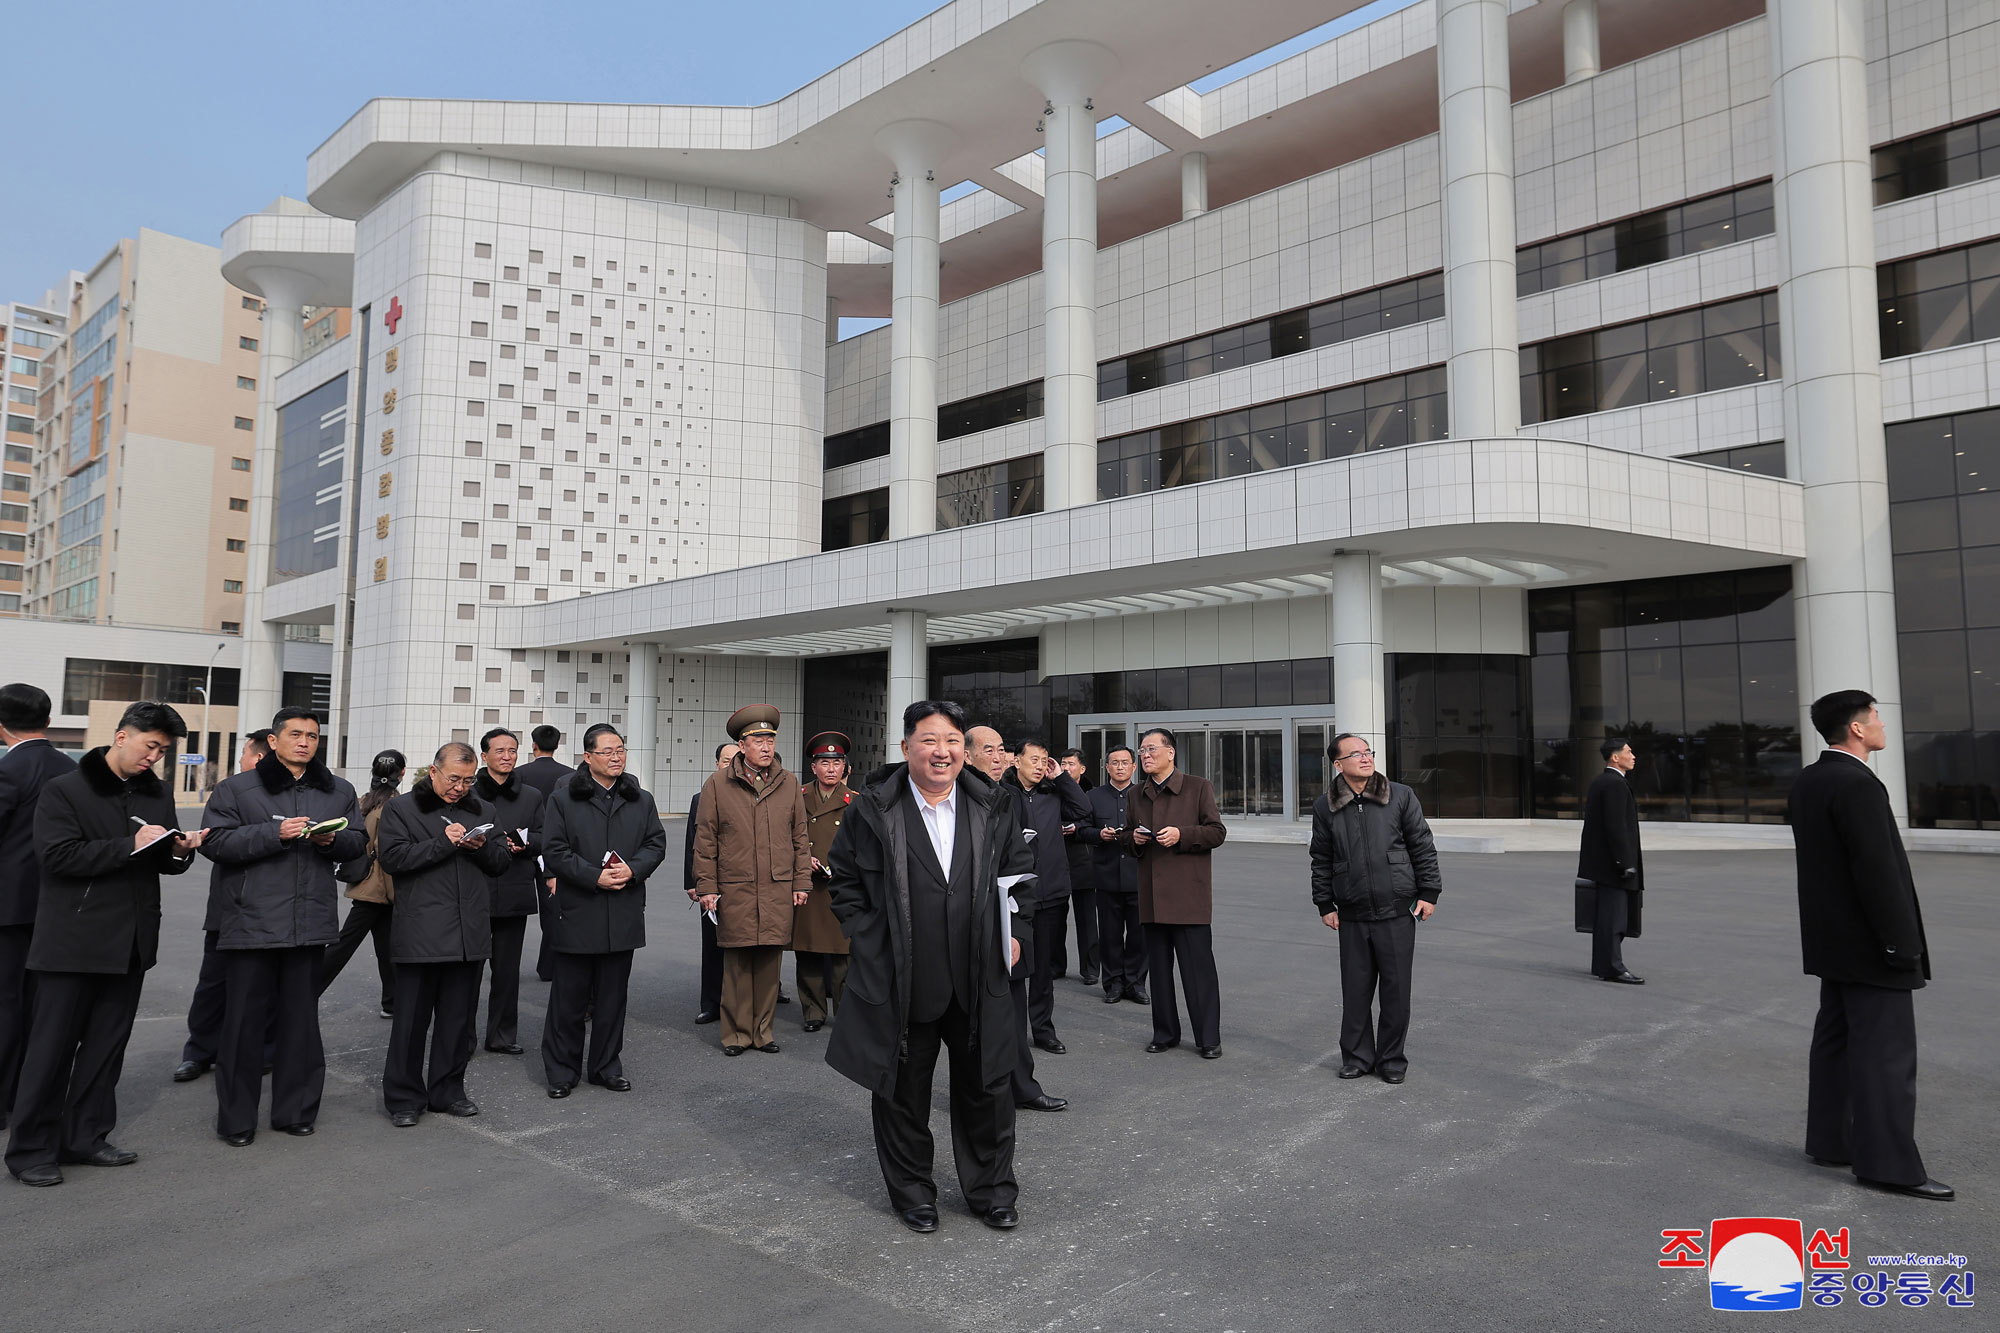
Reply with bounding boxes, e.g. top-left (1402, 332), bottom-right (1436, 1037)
top-left (1180, 151), bottom-right (1209, 220)
top-left (237, 268), bottom-right (311, 733)
top-left (1024, 41), bottom-right (1116, 511)
top-left (1437, 0), bottom-right (1521, 438)
top-left (625, 643), bottom-right (660, 794)
top-left (1562, 0), bottom-right (1601, 83)
top-left (886, 609), bottom-right (928, 764)
top-left (876, 120), bottom-right (953, 540)
top-left (1769, 0), bottom-right (1907, 817)
top-left (1330, 553), bottom-right (1387, 763)
top-left (825, 293), bottom-right (842, 346)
